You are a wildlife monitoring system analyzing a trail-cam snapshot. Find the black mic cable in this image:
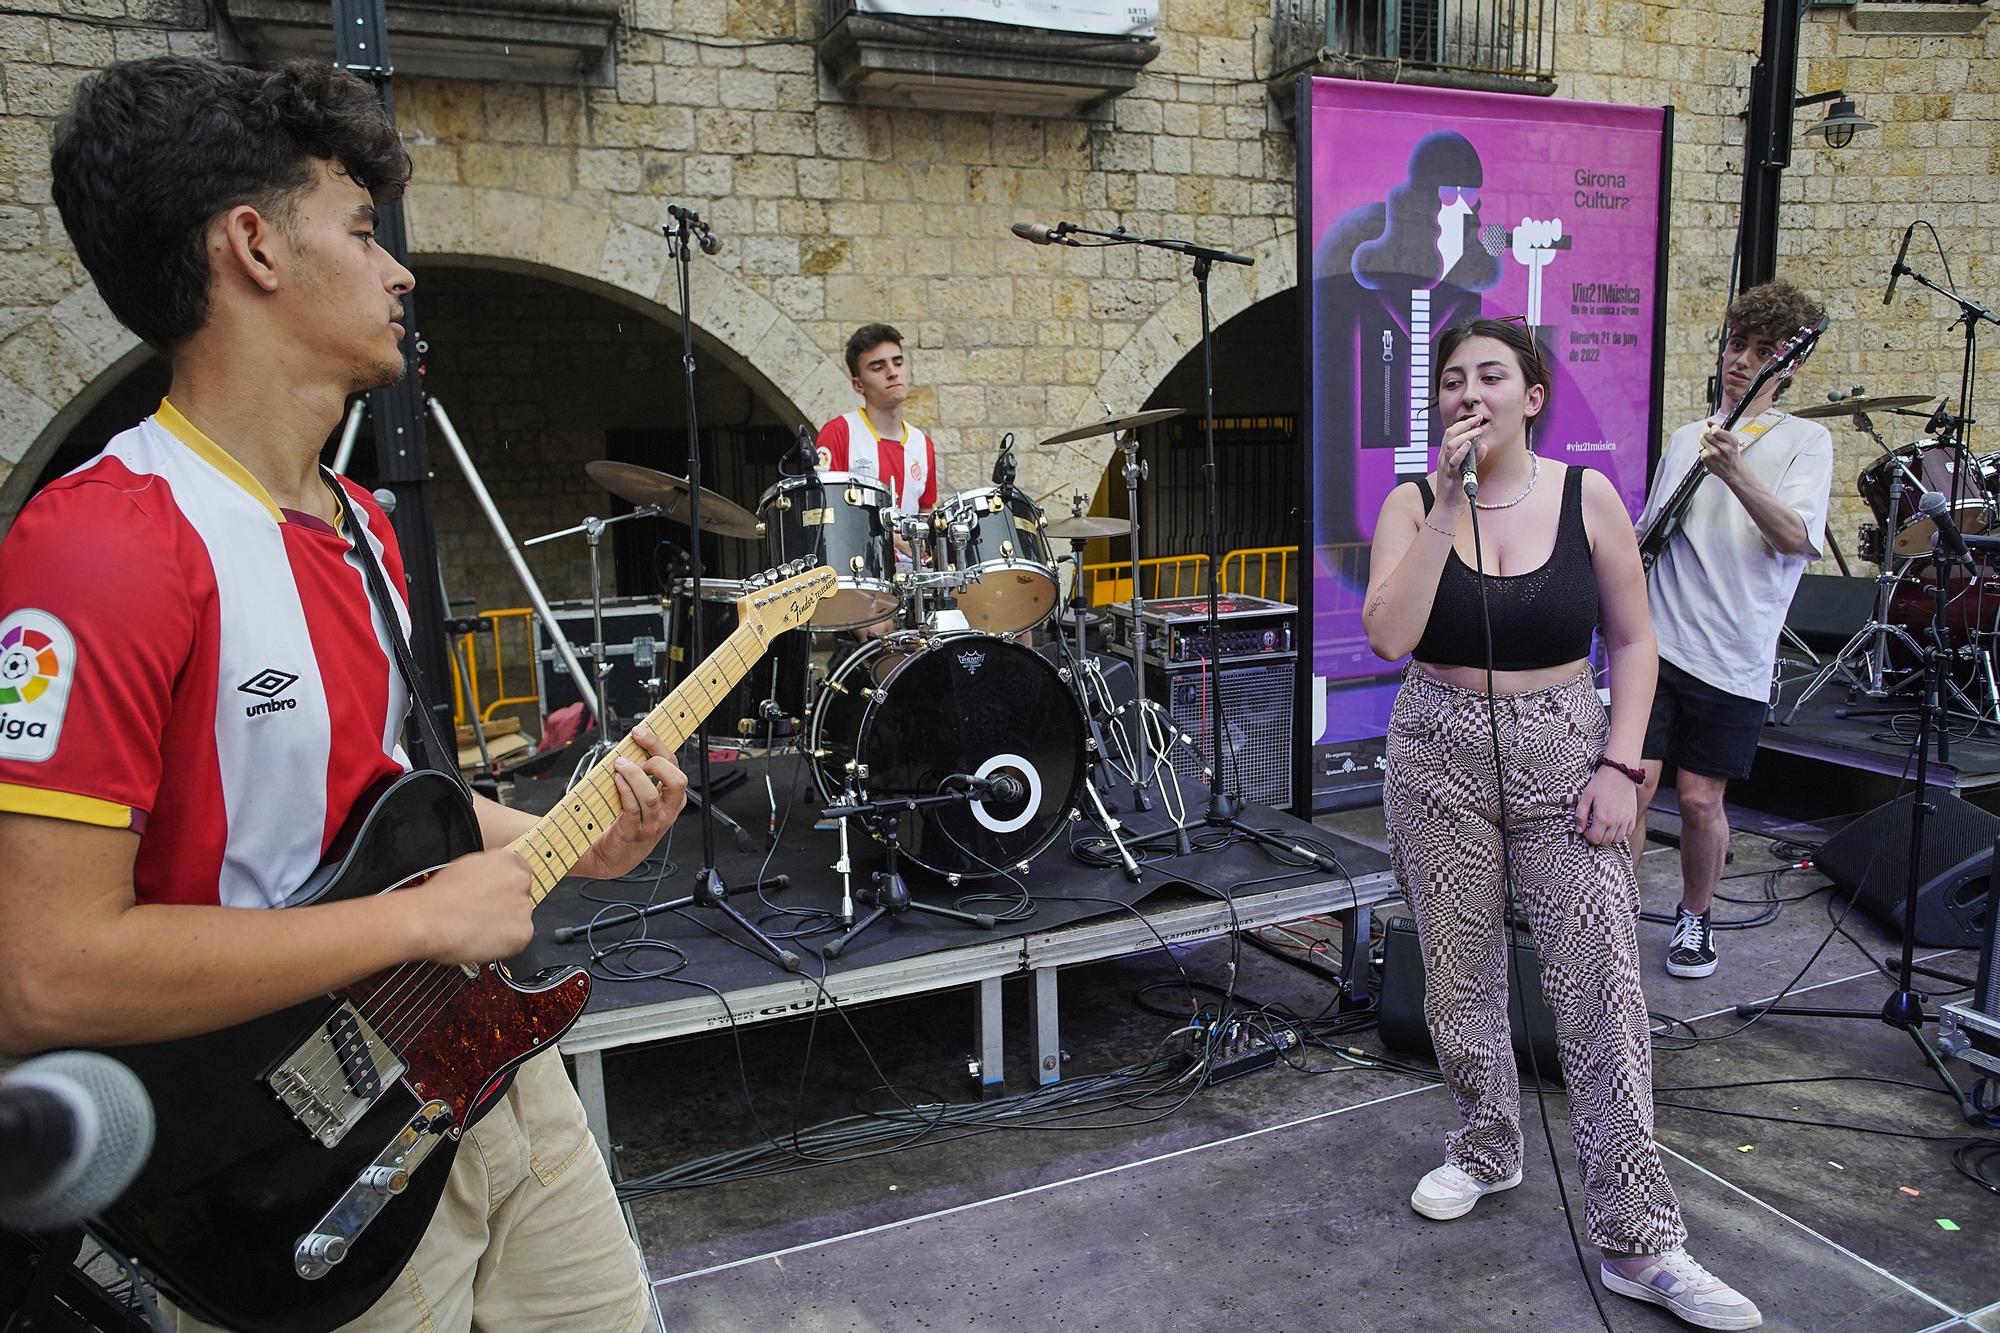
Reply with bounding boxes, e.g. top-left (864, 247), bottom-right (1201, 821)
top-left (1463, 495), bottom-right (1617, 1333)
